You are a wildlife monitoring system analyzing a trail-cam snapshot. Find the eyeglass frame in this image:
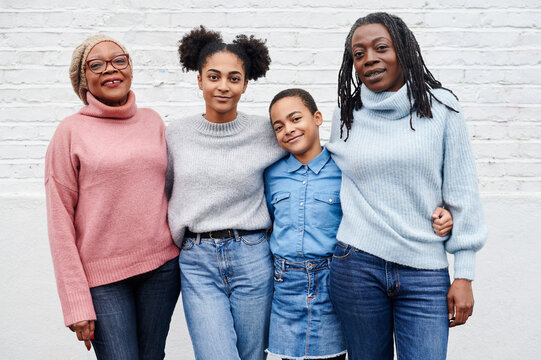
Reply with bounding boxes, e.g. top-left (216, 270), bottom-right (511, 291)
top-left (85, 54), bottom-right (130, 74)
